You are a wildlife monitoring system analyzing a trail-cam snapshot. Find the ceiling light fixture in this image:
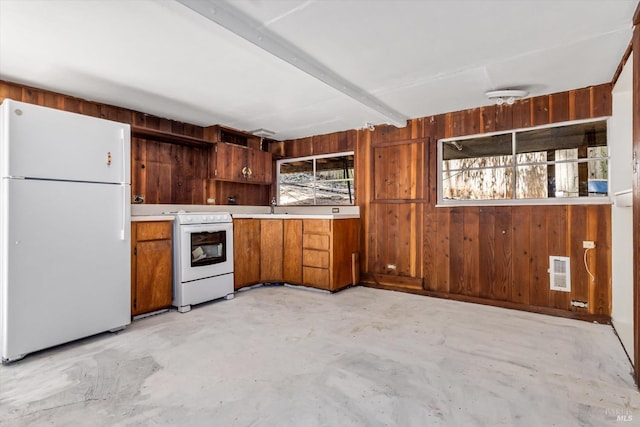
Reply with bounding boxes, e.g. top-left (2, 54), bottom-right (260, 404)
top-left (251, 128), bottom-right (275, 138)
top-left (485, 89), bottom-right (529, 105)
